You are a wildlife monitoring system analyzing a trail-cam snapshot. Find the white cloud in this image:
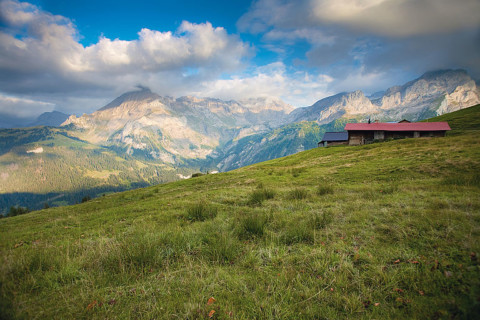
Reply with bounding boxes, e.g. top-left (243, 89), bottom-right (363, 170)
top-left (193, 62), bottom-right (334, 107)
top-left (238, 0), bottom-right (480, 93)
top-left (0, 94), bottom-right (55, 118)
top-left (239, 0), bottom-right (480, 37)
top-left (0, 0), bottom-right (250, 107)
top-left (263, 28), bottom-right (334, 46)
top-left (78, 21), bottom-right (248, 73)
top-left (0, 0), bottom-right (41, 26)
top-left (311, 0), bottom-right (480, 37)
top-left (1, 0), bottom-right (479, 120)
